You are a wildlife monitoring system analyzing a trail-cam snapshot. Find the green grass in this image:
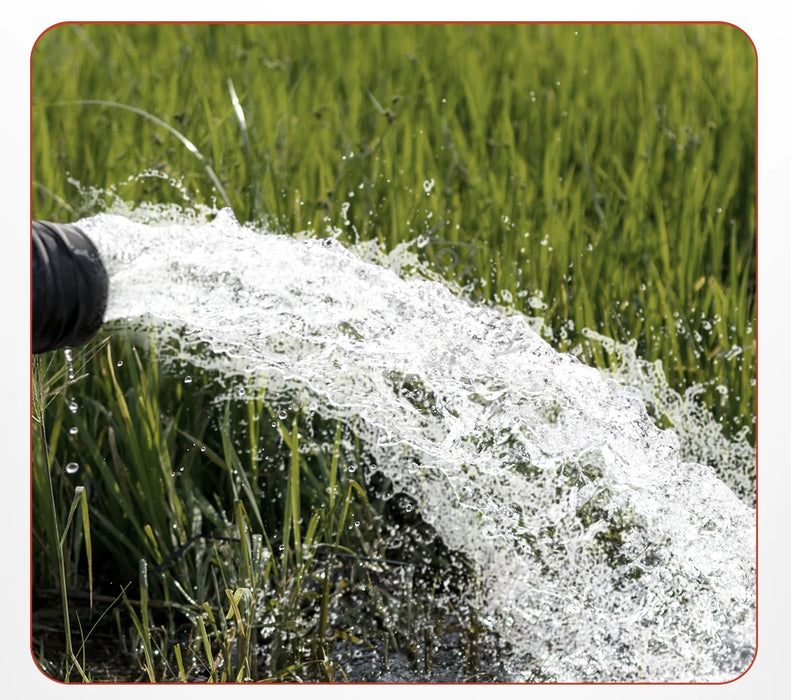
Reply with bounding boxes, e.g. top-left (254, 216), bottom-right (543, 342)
top-left (33, 330), bottom-right (491, 681)
top-left (32, 22), bottom-right (756, 439)
top-left (30, 22), bottom-right (756, 682)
